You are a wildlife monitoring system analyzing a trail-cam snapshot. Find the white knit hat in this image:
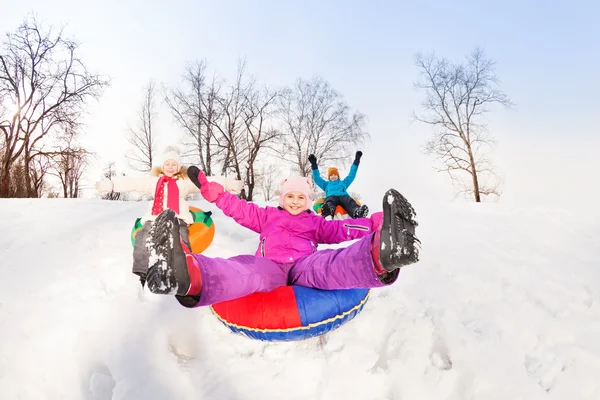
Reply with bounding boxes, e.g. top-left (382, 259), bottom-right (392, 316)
top-left (159, 146), bottom-right (182, 167)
